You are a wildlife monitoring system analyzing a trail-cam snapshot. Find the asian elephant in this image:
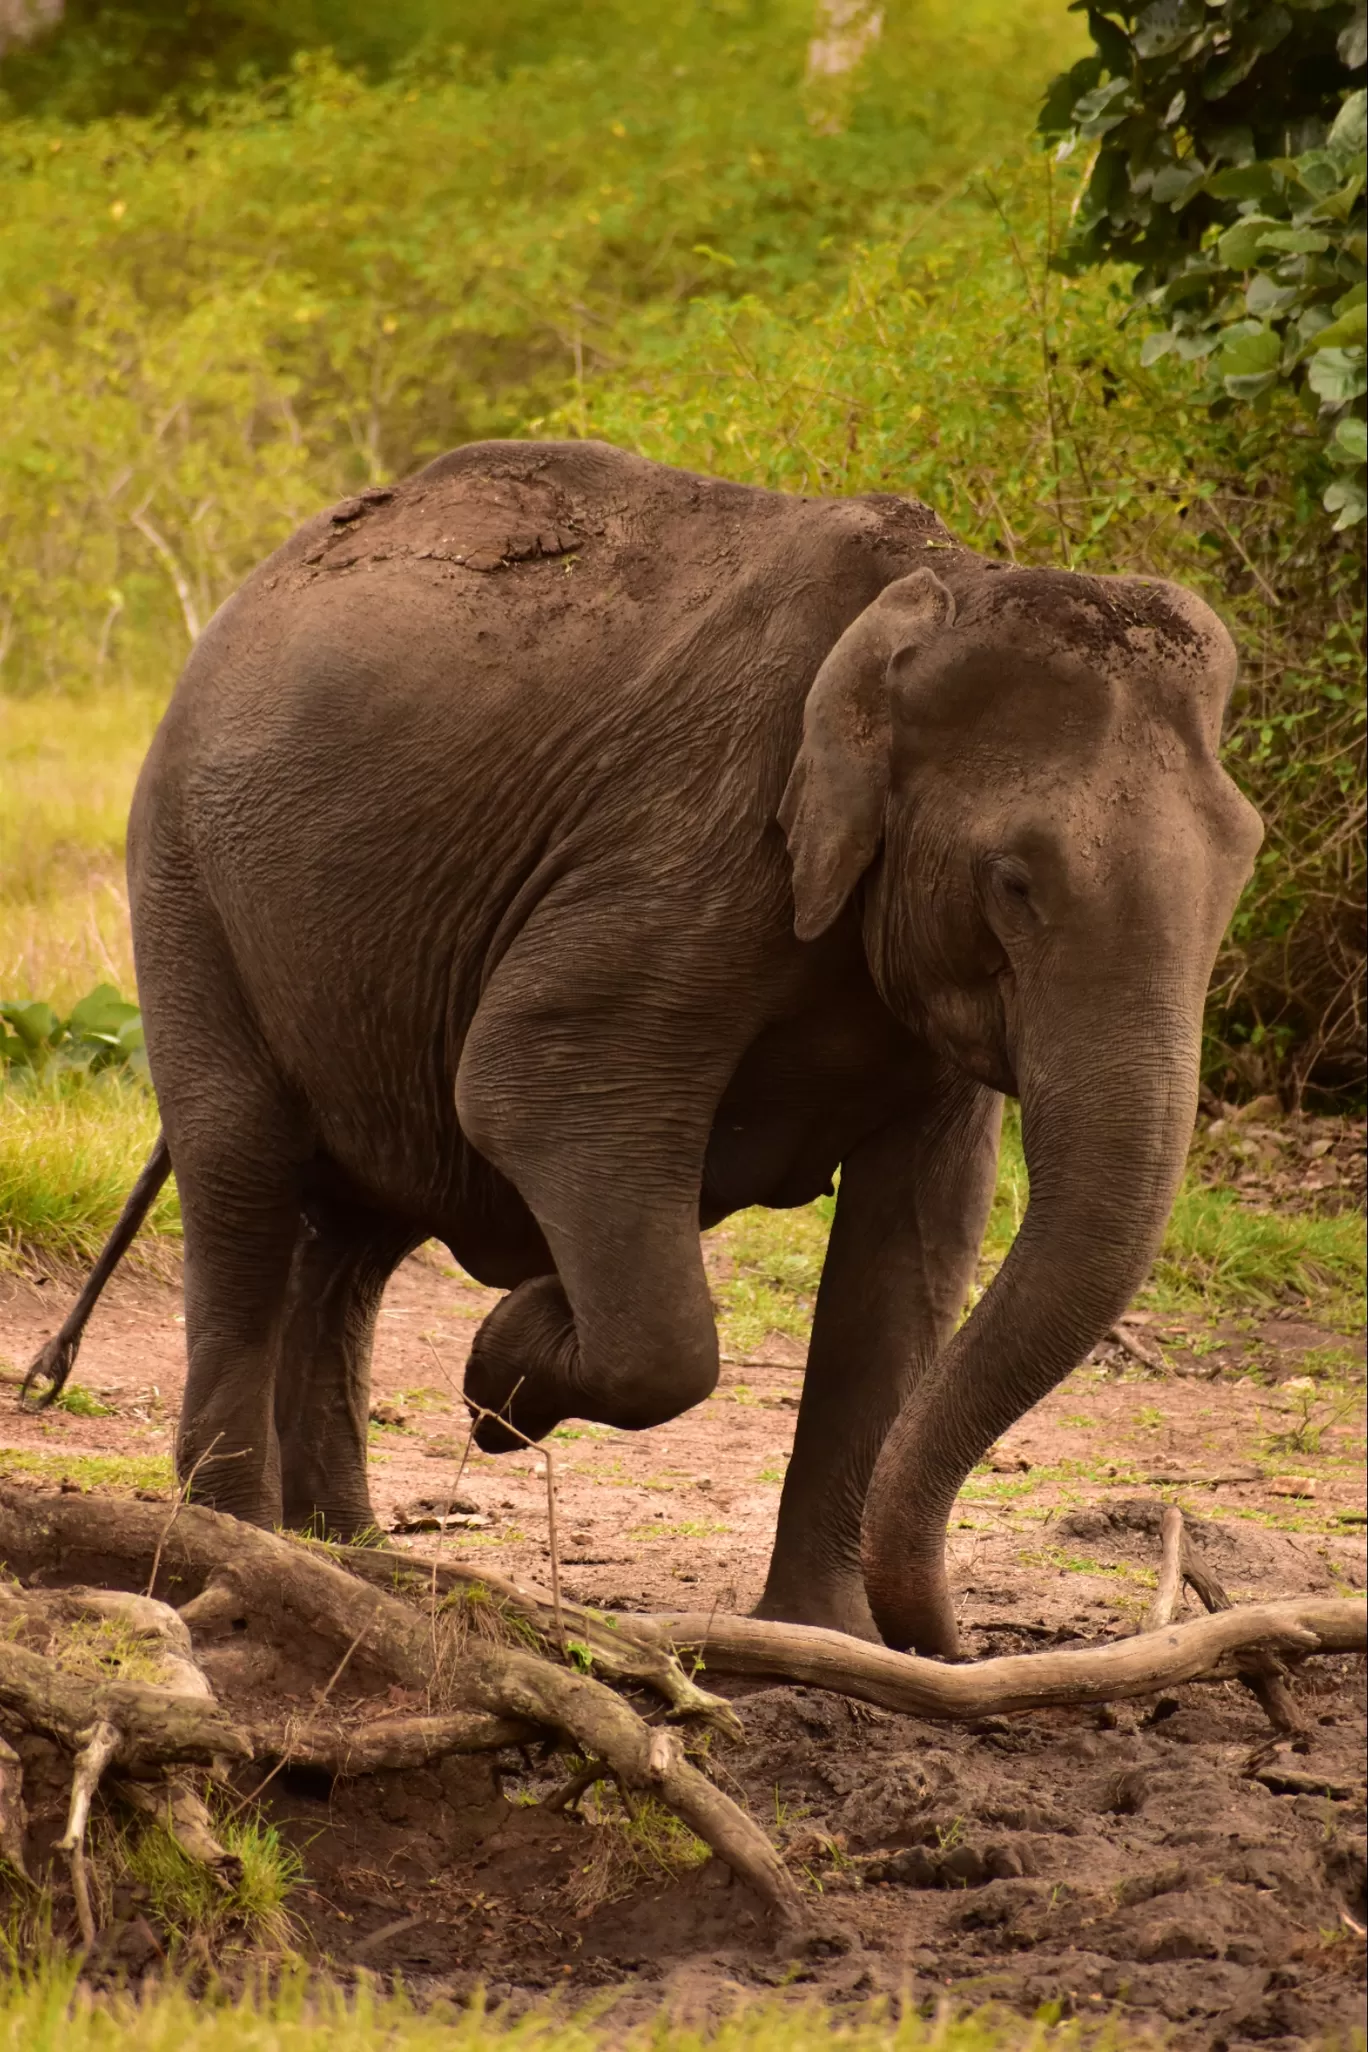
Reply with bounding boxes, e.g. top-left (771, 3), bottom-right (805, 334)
top-left (25, 439), bottom-right (1261, 1656)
